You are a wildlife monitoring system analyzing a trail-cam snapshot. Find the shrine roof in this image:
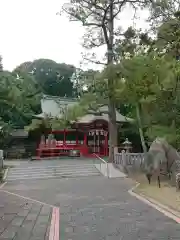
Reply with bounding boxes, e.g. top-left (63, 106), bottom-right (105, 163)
top-left (76, 112), bottom-right (133, 124)
top-left (35, 94), bottom-right (79, 118)
top-left (76, 105), bottom-right (133, 123)
top-left (35, 95), bottom-right (133, 123)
